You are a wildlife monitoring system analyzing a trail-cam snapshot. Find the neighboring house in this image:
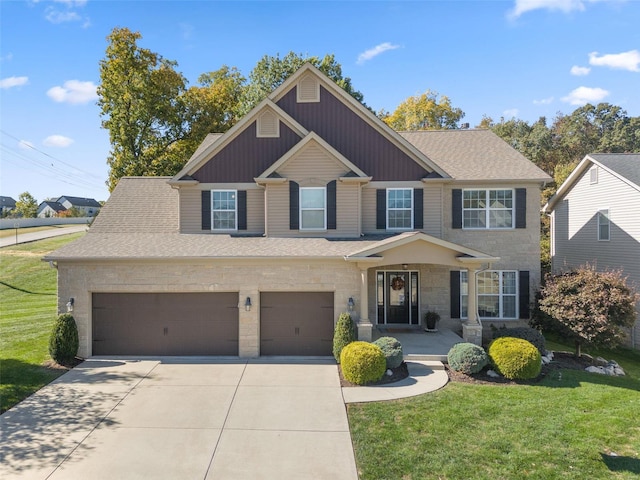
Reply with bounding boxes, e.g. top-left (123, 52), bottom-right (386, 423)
top-left (543, 153), bottom-right (640, 349)
top-left (45, 64), bottom-right (551, 358)
top-left (0, 196), bottom-right (16, 216)
top-left (56, 196), bottom-right (102, 216)
top-left (37, 201), bottom-right (67, 218)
